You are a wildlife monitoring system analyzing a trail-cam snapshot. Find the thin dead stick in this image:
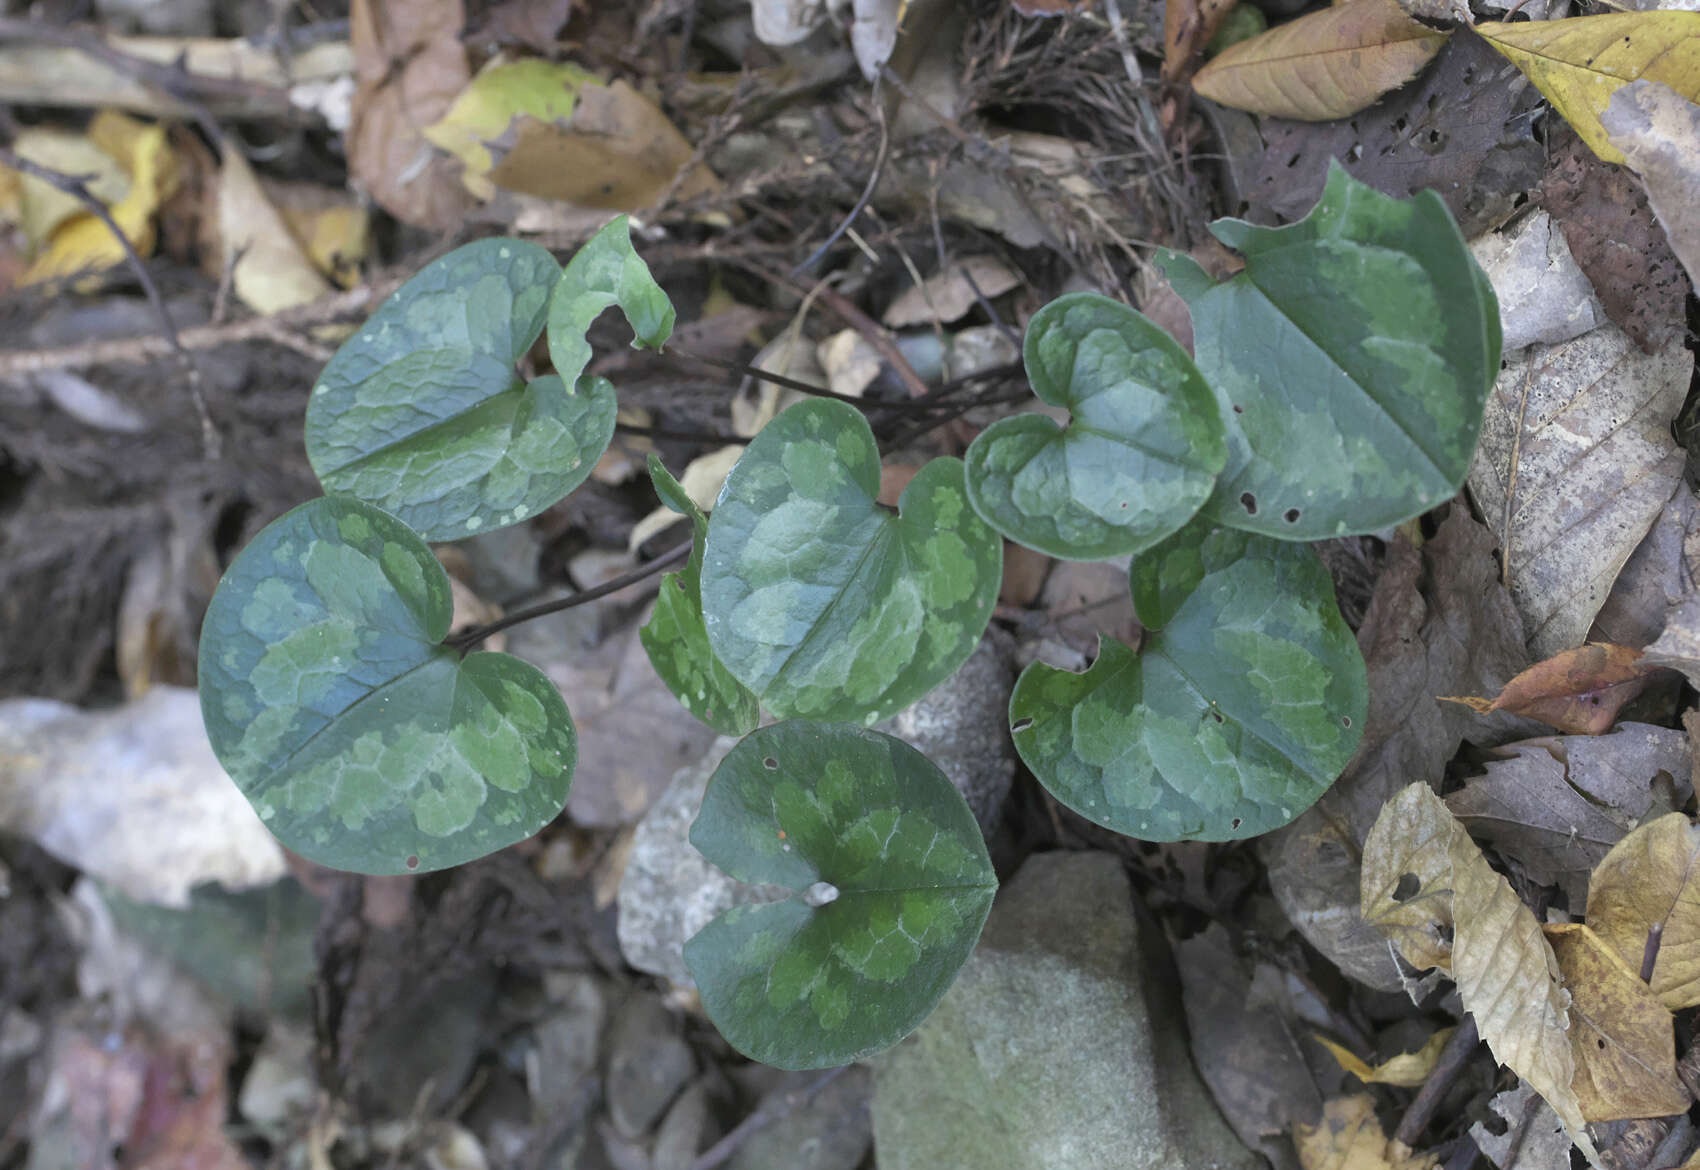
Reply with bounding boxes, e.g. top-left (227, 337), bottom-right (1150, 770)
top-left (1394, 1016), bottom-right (1480, 1148)
top-left (669, 348), bottom-right (946, 413)
top-left (759, 264), bottom-right (932, 401)
top-left (0, 277), bottom-right (404, 377)
top-left (687, 1065), bottom-right (850, 1170)
top-left (0, 145), bottom-right (220, 458)
top-left (793, 74), bottom-right (887, 277)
